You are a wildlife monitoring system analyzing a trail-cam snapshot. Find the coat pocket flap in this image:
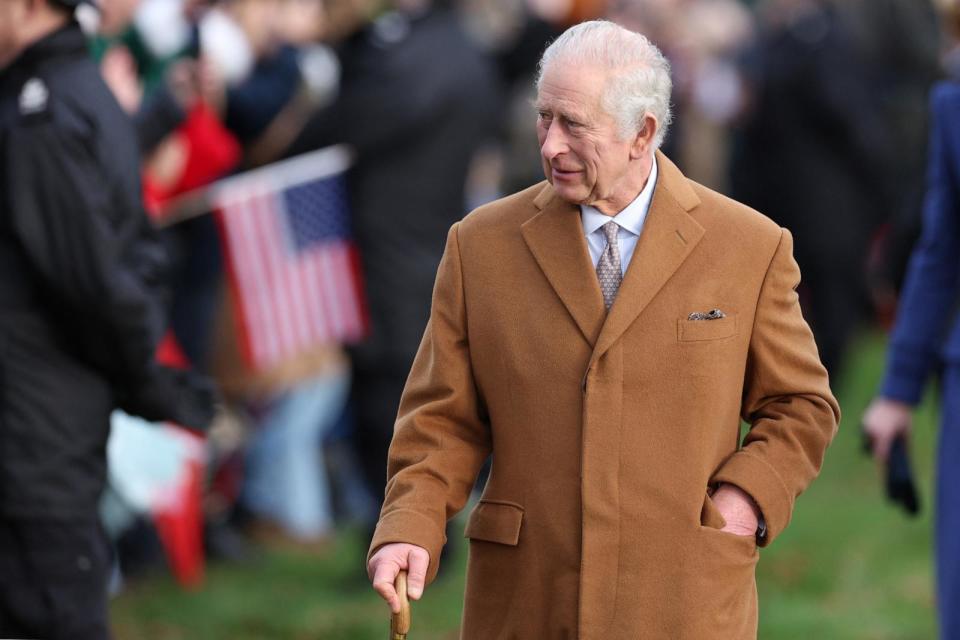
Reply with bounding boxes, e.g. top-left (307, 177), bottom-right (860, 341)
top-left (677, 314), bottom-right (738, 342)
top-left (464, 500), bottom-right (524, 546)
